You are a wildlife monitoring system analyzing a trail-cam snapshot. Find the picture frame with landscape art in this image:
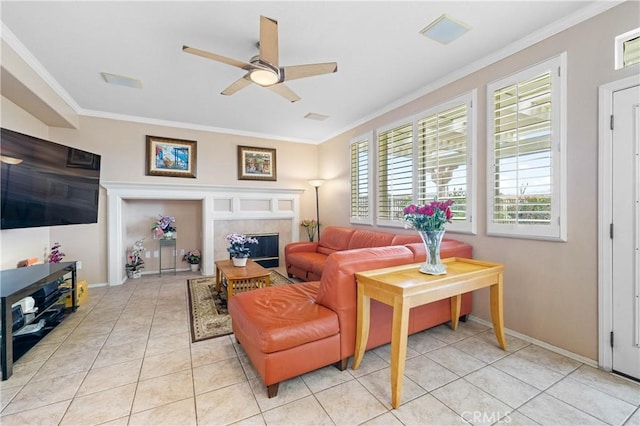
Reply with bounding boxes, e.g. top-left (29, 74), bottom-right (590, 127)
top-left (146, 135), bottom-right (197, 178)
top-left (237, 145), bottom-right (277, 181)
